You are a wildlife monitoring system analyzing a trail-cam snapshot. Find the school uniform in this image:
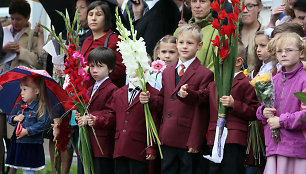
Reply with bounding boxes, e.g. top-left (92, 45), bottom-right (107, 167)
top-left (104, 83), bottom-right (159, 174)
top-left (152, 57), bottom-right (214, 174)
top-left (87, 77), bottom-right (118, 174)
top-left (206, 72), bottom-right (260, 174)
